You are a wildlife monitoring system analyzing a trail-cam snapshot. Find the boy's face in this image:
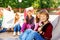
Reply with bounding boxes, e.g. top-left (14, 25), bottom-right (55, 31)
top-left (40, 14), bottom-right (47, 22)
